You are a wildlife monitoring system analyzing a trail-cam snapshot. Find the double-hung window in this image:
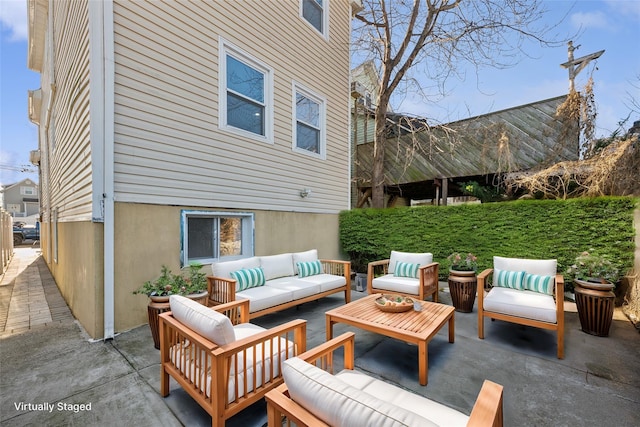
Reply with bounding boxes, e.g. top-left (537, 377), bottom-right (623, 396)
top-left (220, 40), bottom-right (273, 142)
top-left (181, 210), bottom-right (254, 265)
top-left (301, 0), bottom-right (328, 37)
top-left (293, 83), bottom-right (326, 158)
